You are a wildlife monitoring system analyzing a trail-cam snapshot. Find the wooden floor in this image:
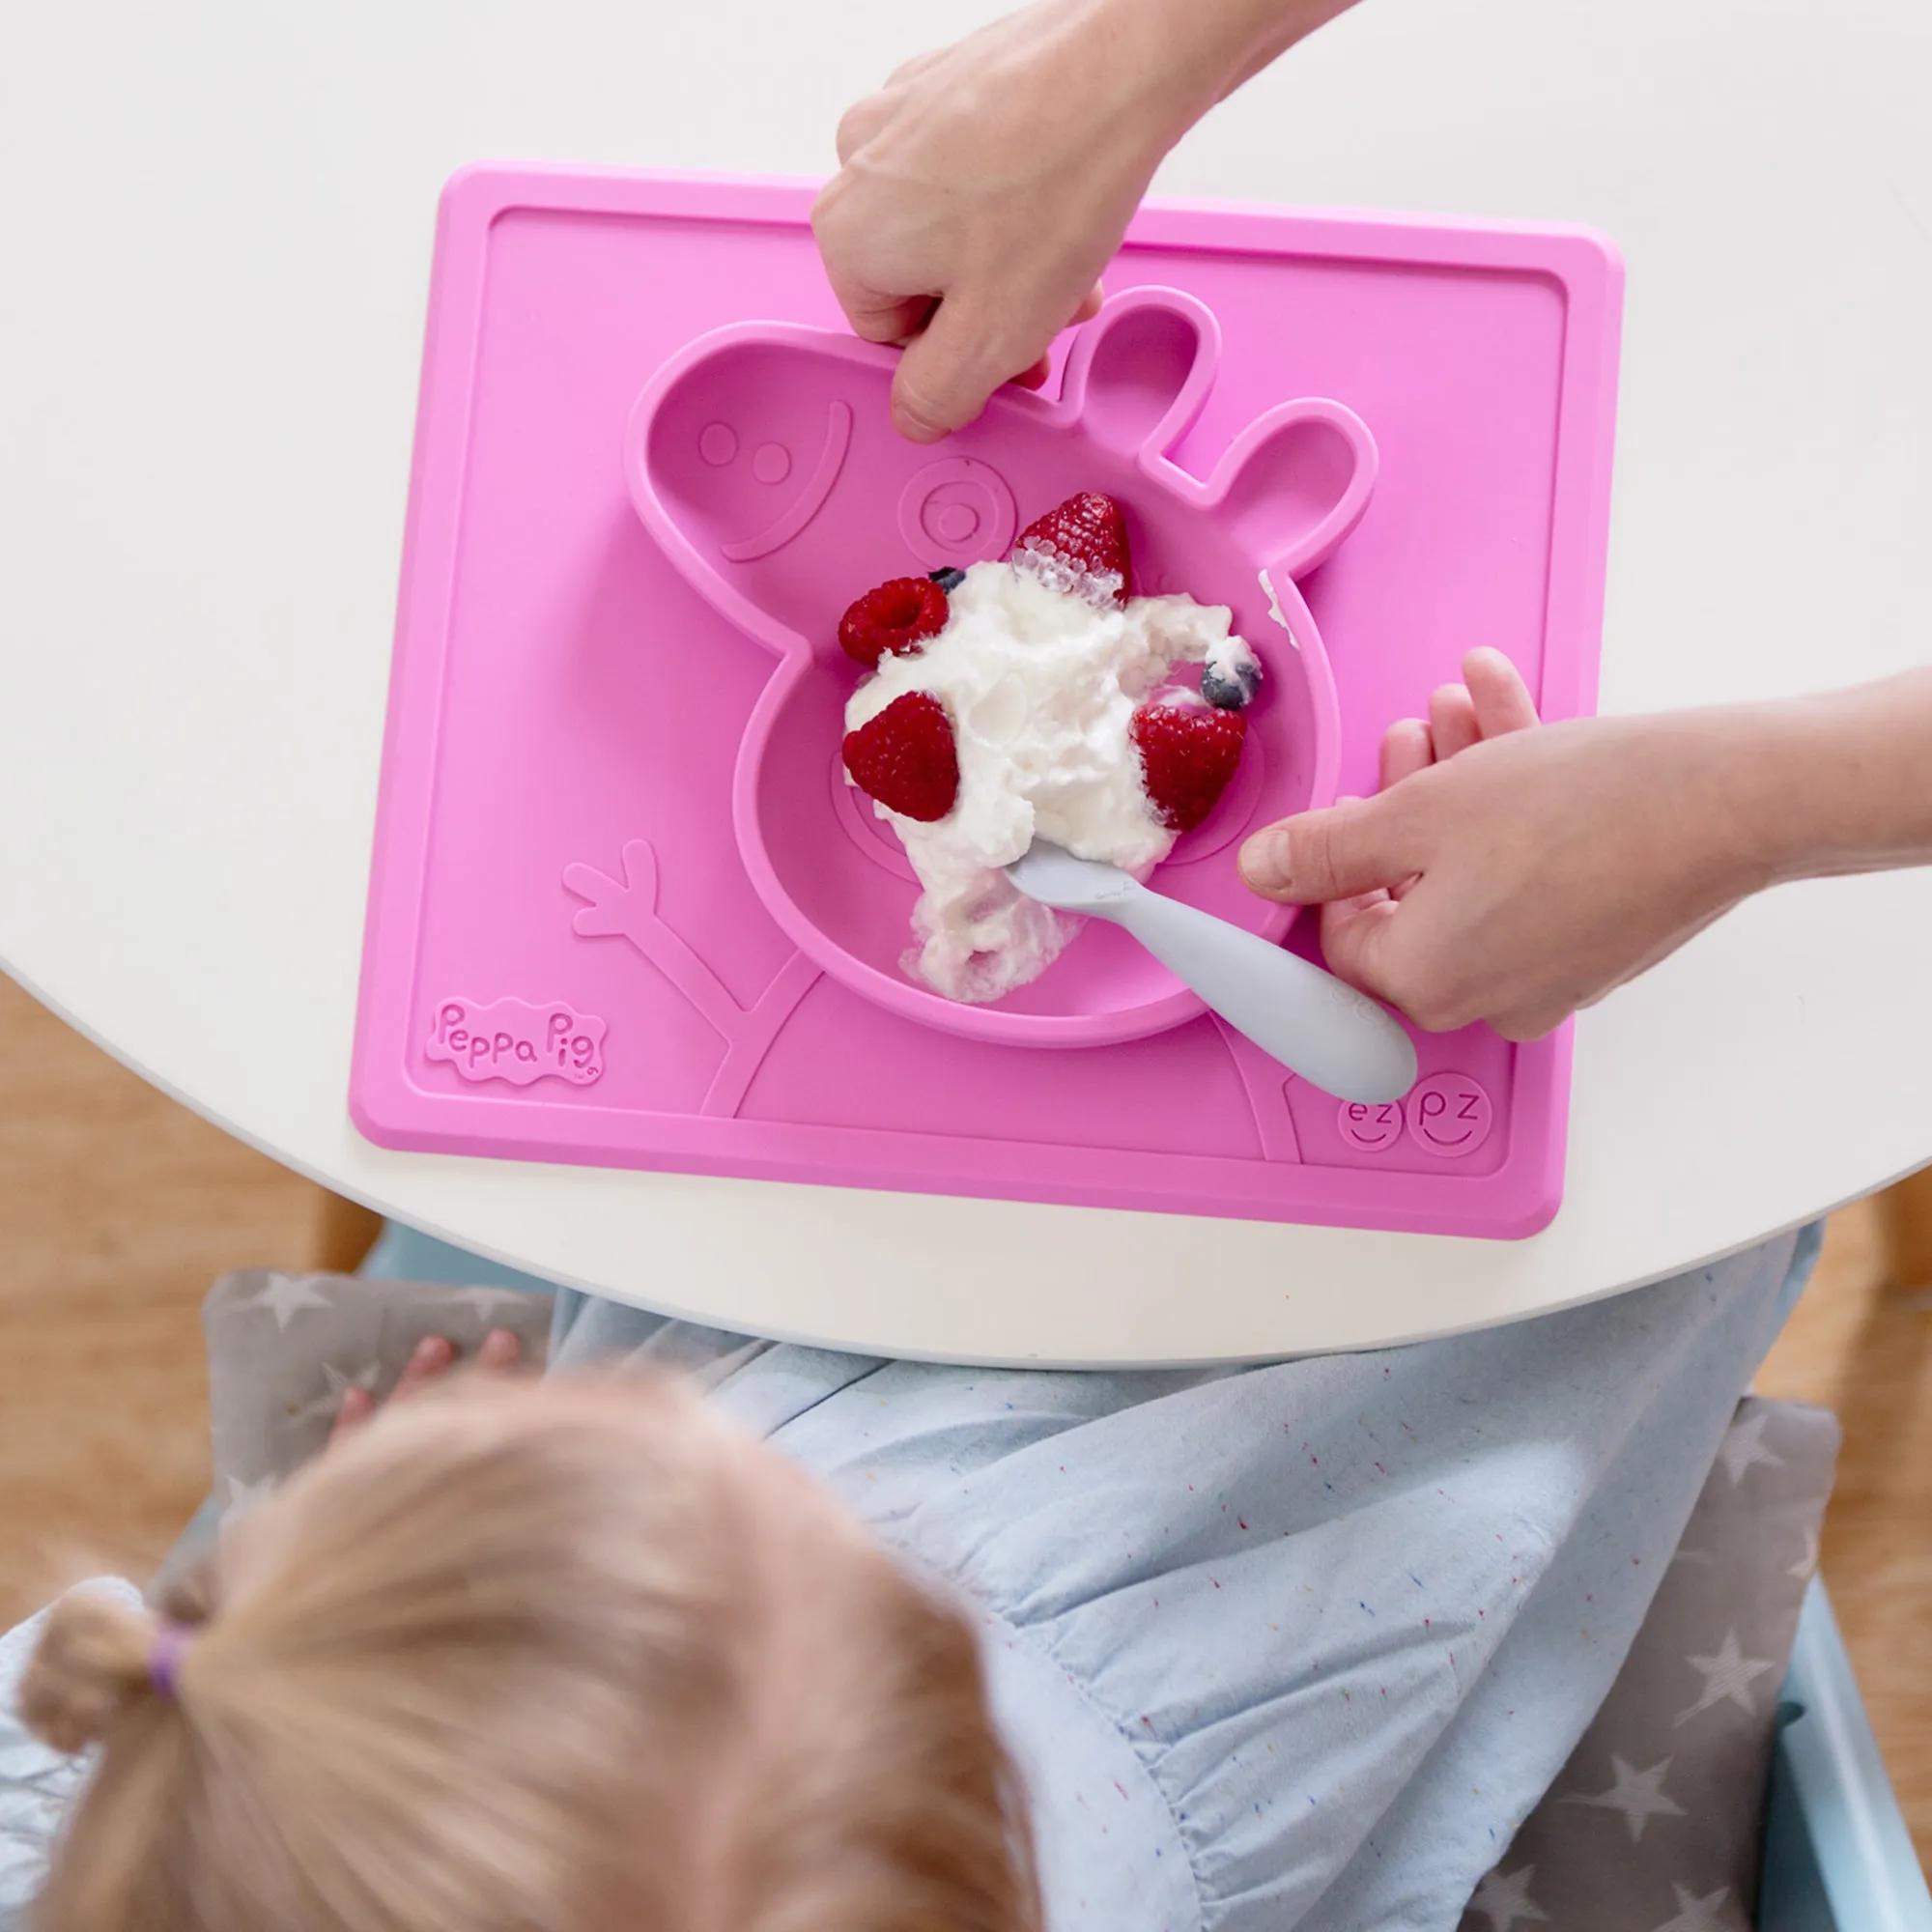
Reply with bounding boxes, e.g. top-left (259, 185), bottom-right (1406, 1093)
top-left (1755, 1198), bottom-right (1932, 1863)
top-left (1, 972), bottom-right (1925, 1869)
